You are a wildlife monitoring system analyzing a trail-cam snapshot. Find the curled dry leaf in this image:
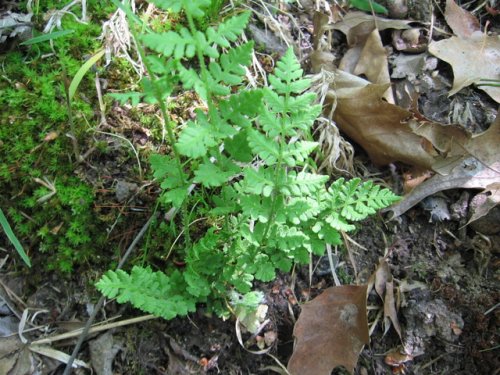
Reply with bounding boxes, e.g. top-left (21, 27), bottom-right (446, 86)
top-left (287, 285), bottom-right (369, 375)
top-left (352, 30), bottom-right (394, 103)
top-left (368, 259), bottom-right (402, 339)
top-left (328, 74), bottom-right (436, 168)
